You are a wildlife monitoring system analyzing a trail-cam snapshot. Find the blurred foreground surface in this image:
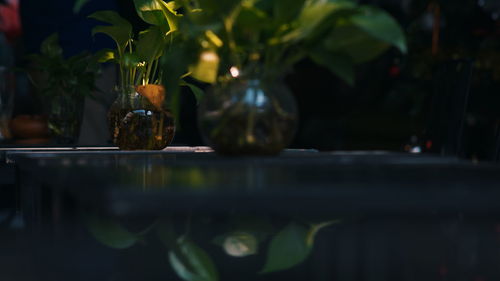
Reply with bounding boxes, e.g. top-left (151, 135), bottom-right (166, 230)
top-left (1, 149), bottom-right (500, 281)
